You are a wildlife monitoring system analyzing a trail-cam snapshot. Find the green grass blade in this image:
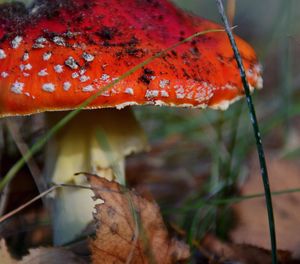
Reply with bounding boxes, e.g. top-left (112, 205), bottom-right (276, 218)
top-left (163, 187), bottom-right (300, 214)
top-left (215, 1), bottom-right (277, 263)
